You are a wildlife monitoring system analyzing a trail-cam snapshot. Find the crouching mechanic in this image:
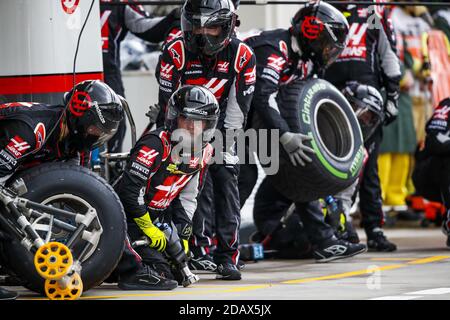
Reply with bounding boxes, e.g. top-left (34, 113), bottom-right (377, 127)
top-left (250, 82), bottom-right (385, 259)
top-left (0, 80), bottom-right (124, 300)
top-left (113, 86), bottom-right (219, 290)
top-left (413, 97), bottom-right (450, 248)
